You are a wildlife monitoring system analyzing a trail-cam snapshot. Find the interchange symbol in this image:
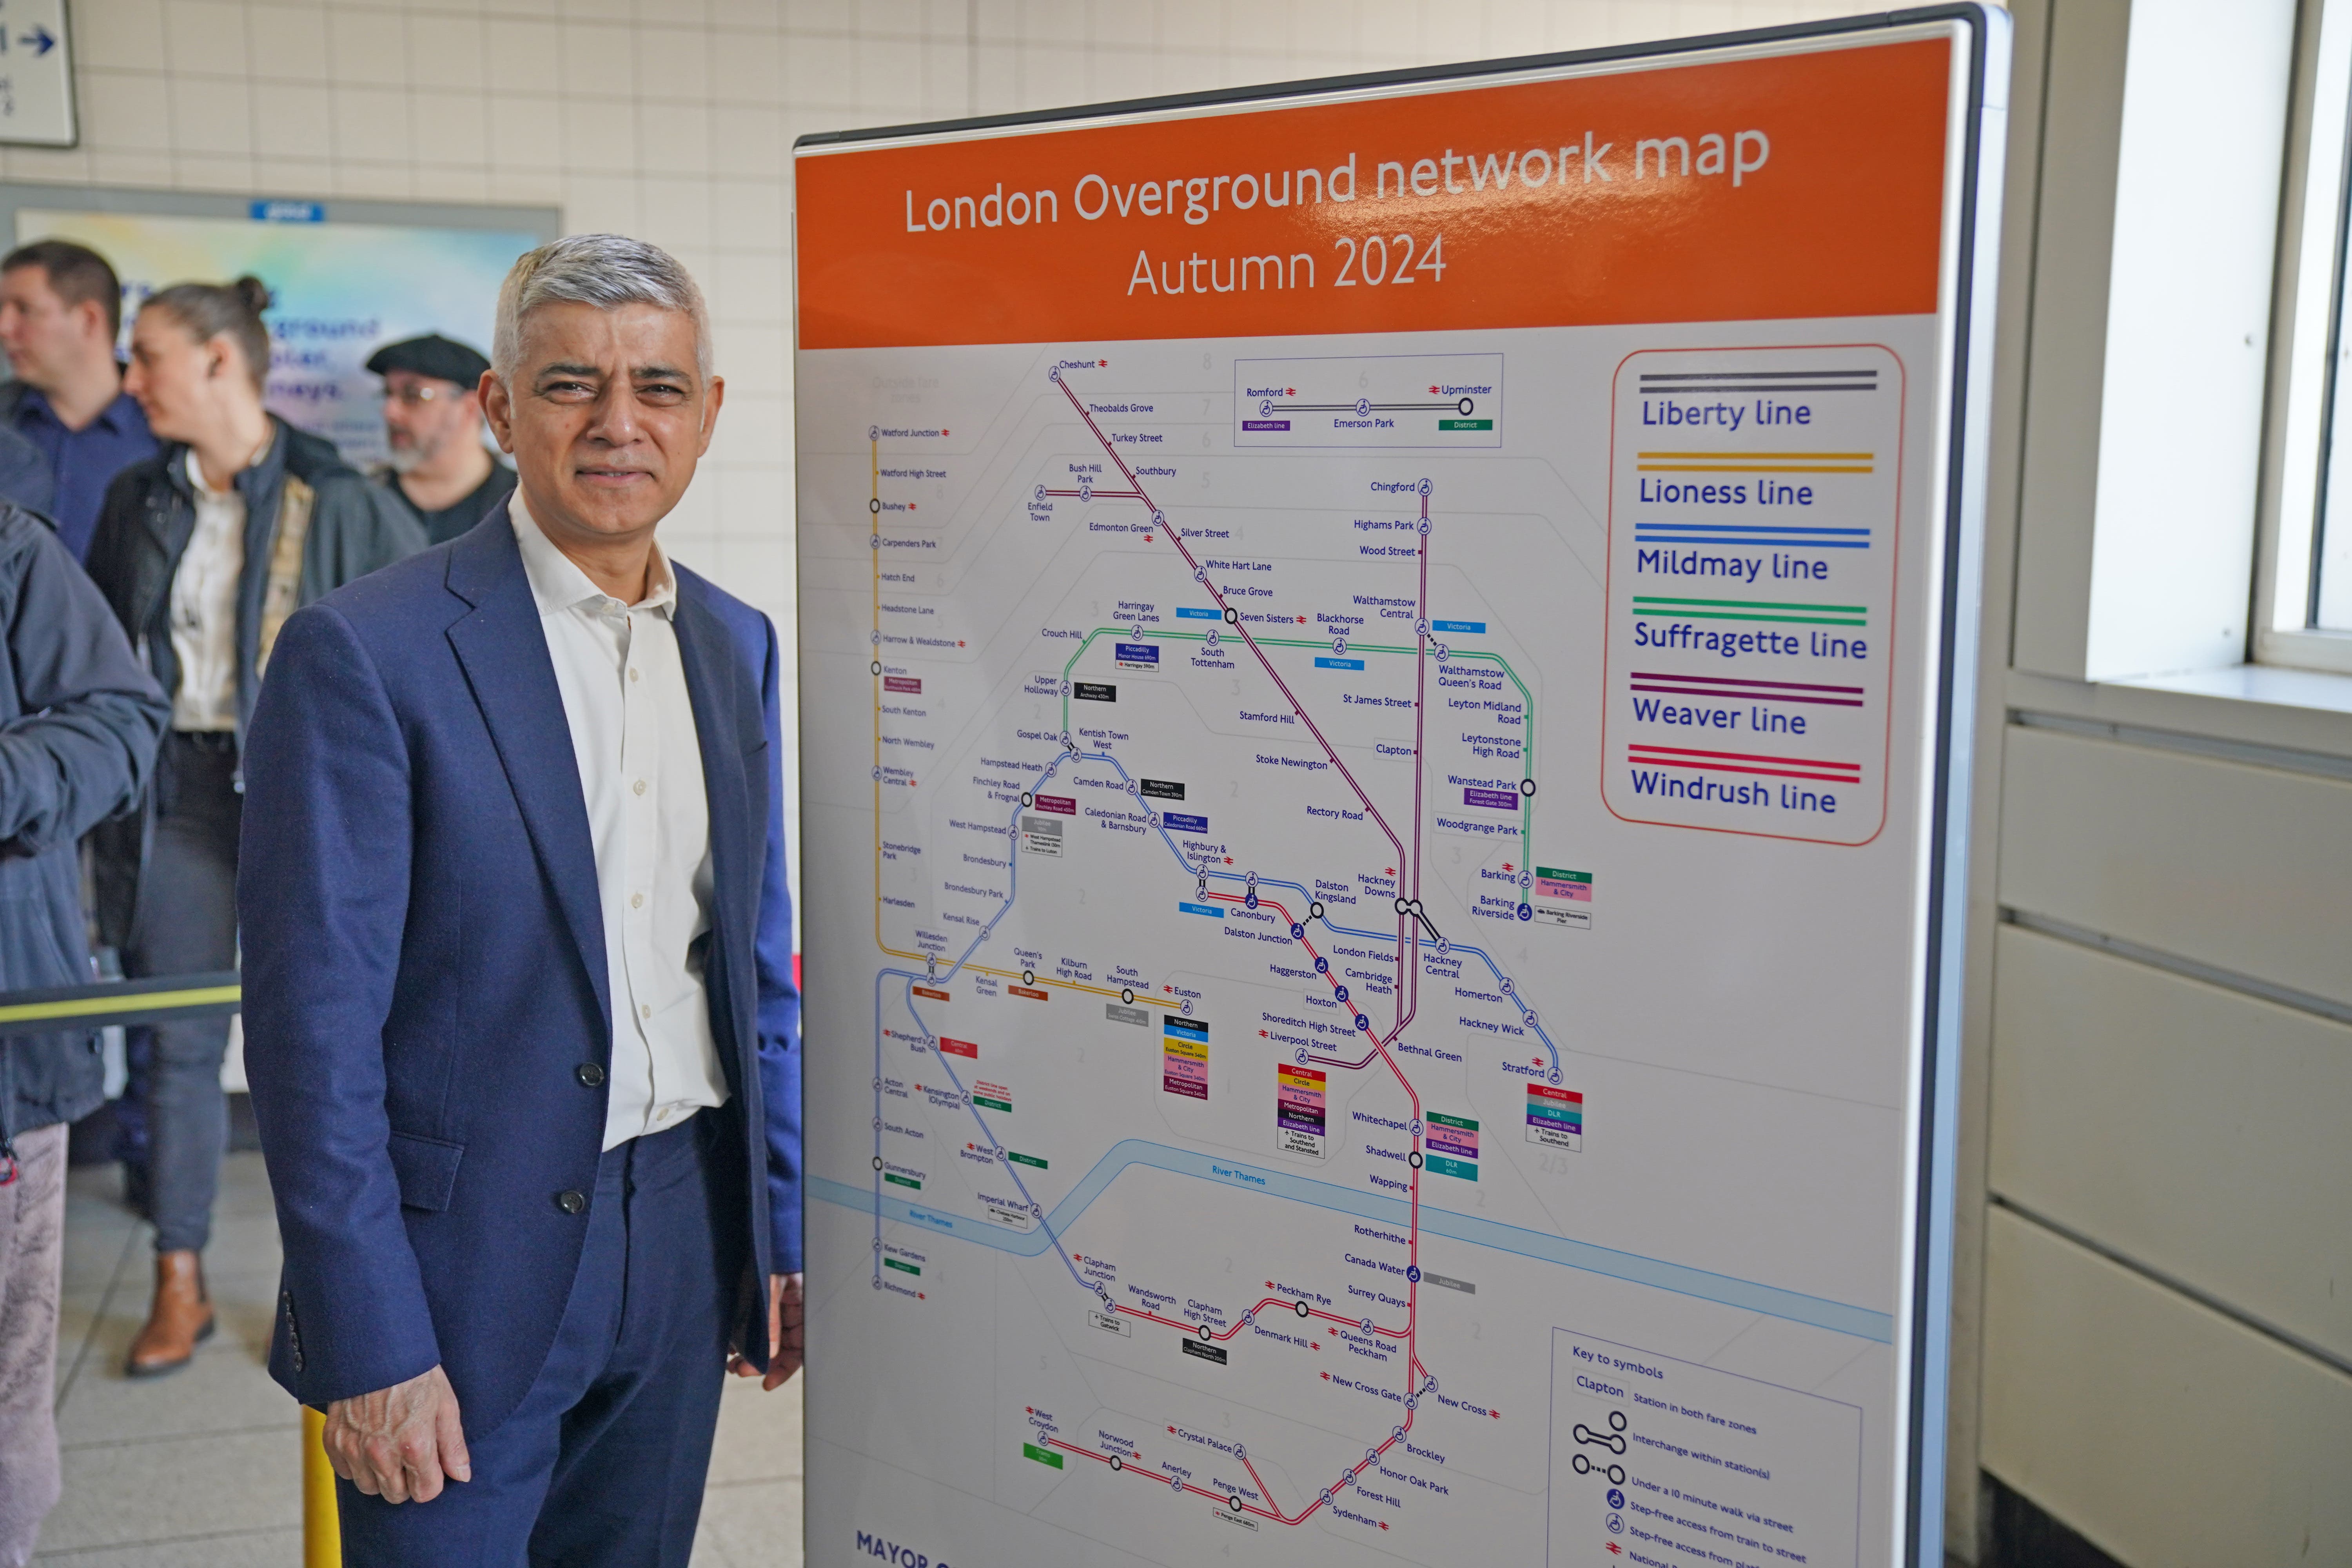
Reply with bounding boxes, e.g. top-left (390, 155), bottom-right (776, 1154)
top-left (865, 363), bottom-right (1572, 1528)
top-left (1574, 1410), bottom-right (1630, 1454)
